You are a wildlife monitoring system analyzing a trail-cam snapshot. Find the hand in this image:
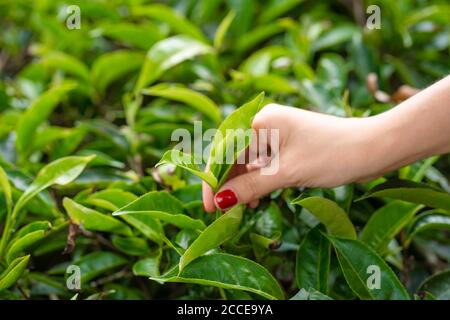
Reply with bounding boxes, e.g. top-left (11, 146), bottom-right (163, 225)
top-left (202, 104), bottom-right (382, 212)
